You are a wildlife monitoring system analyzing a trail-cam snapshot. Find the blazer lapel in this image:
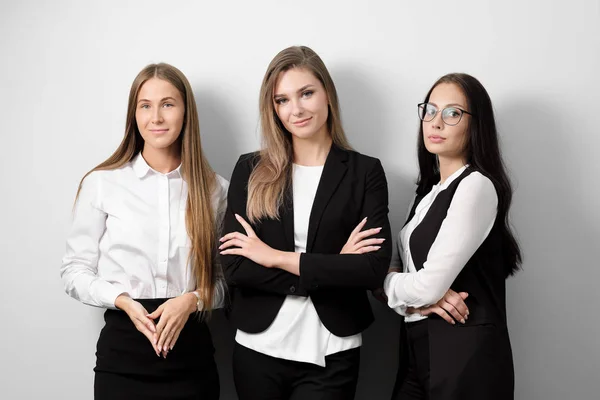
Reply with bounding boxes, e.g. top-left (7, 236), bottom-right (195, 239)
top-left (280, 184), bottom-right (295, 252)
top-left (305, 145), bottom-right (348, 253)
